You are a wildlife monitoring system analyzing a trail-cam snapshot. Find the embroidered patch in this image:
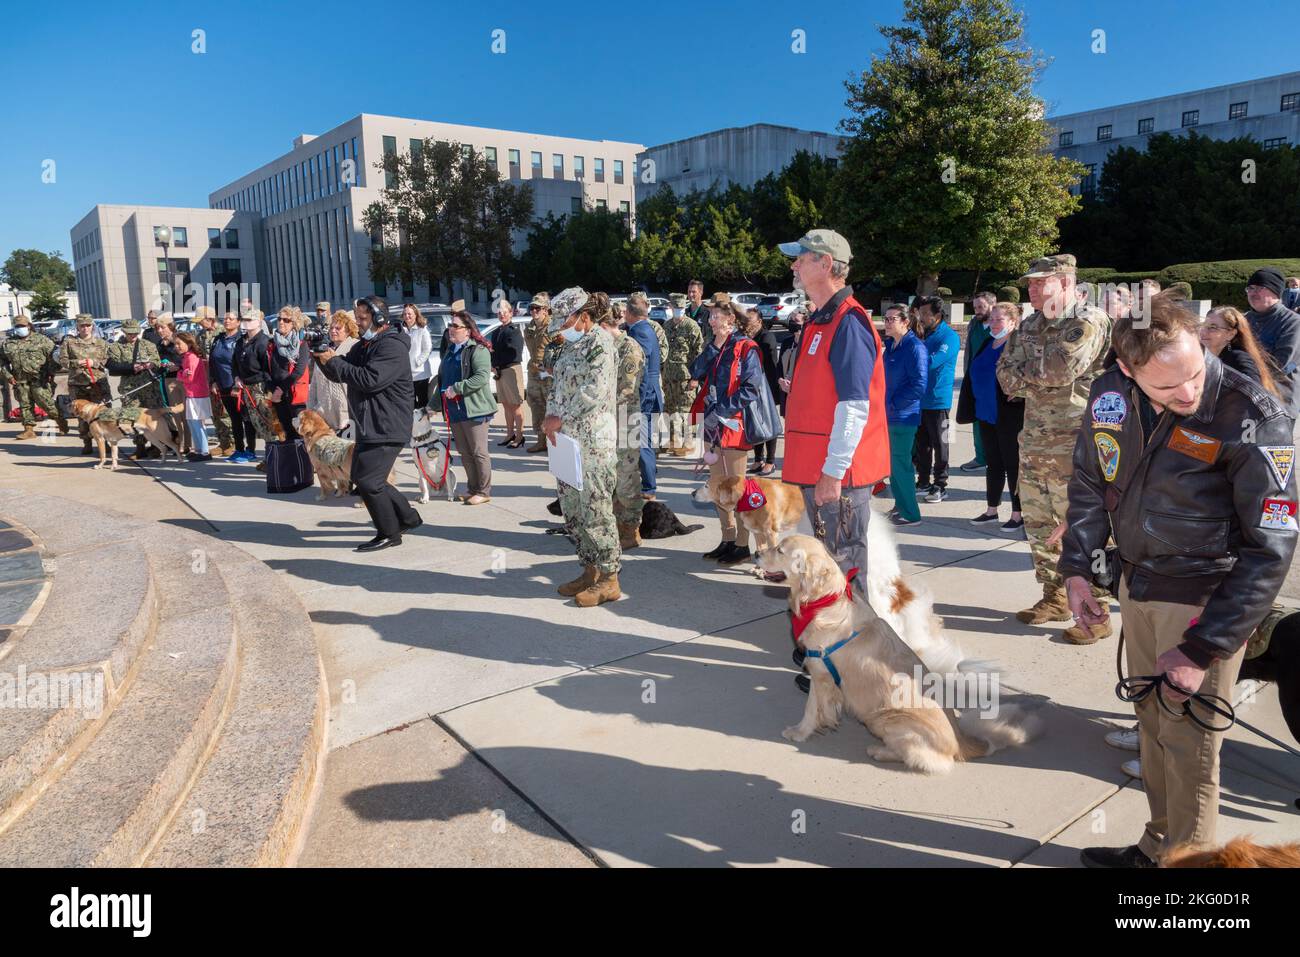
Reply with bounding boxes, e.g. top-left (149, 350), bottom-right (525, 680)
top-left (1259, 446), bottom-right (1295, 490)
top-left (807, 332), bottom-right (823, 356)
top-left (1065, 325), bottom-right (1085, 342)
top-left (1260, 498), bottom-right (1299, 532)
top-left (1094, 432), bottom-right (1120, 482)
top-left (1168, 427), bottom-right (1222, 464)
top-left (1090, 391), bottom-right (1126, 429)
